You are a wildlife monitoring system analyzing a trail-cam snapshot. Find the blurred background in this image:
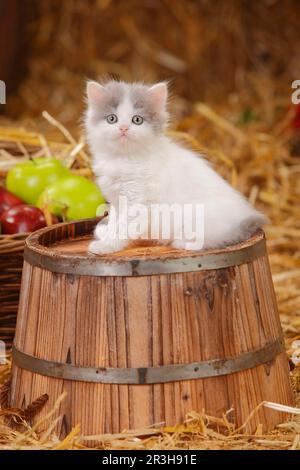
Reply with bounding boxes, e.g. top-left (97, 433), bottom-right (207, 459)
top-left (1, 0), bottom-right (300, 129)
